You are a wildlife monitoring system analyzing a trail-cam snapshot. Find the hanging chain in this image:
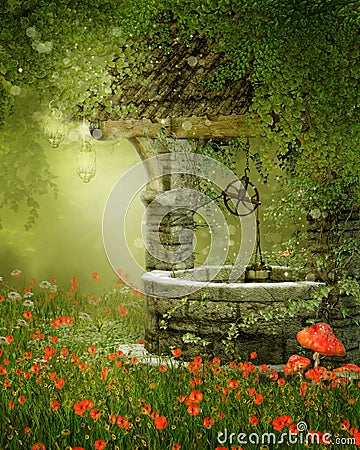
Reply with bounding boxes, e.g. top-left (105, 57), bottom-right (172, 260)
top-left (245, 138), bottom-right (250, 175)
